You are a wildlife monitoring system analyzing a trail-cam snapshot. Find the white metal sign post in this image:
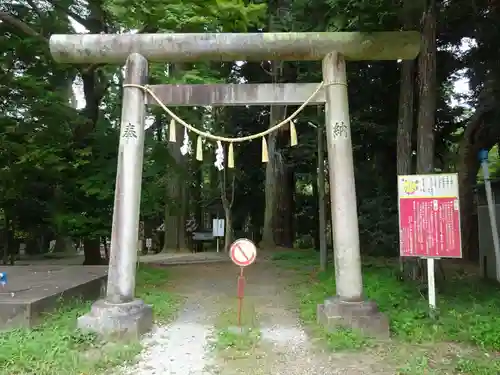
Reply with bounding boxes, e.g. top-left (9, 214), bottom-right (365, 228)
top-left (212, 218), bottom-right (225, 252)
